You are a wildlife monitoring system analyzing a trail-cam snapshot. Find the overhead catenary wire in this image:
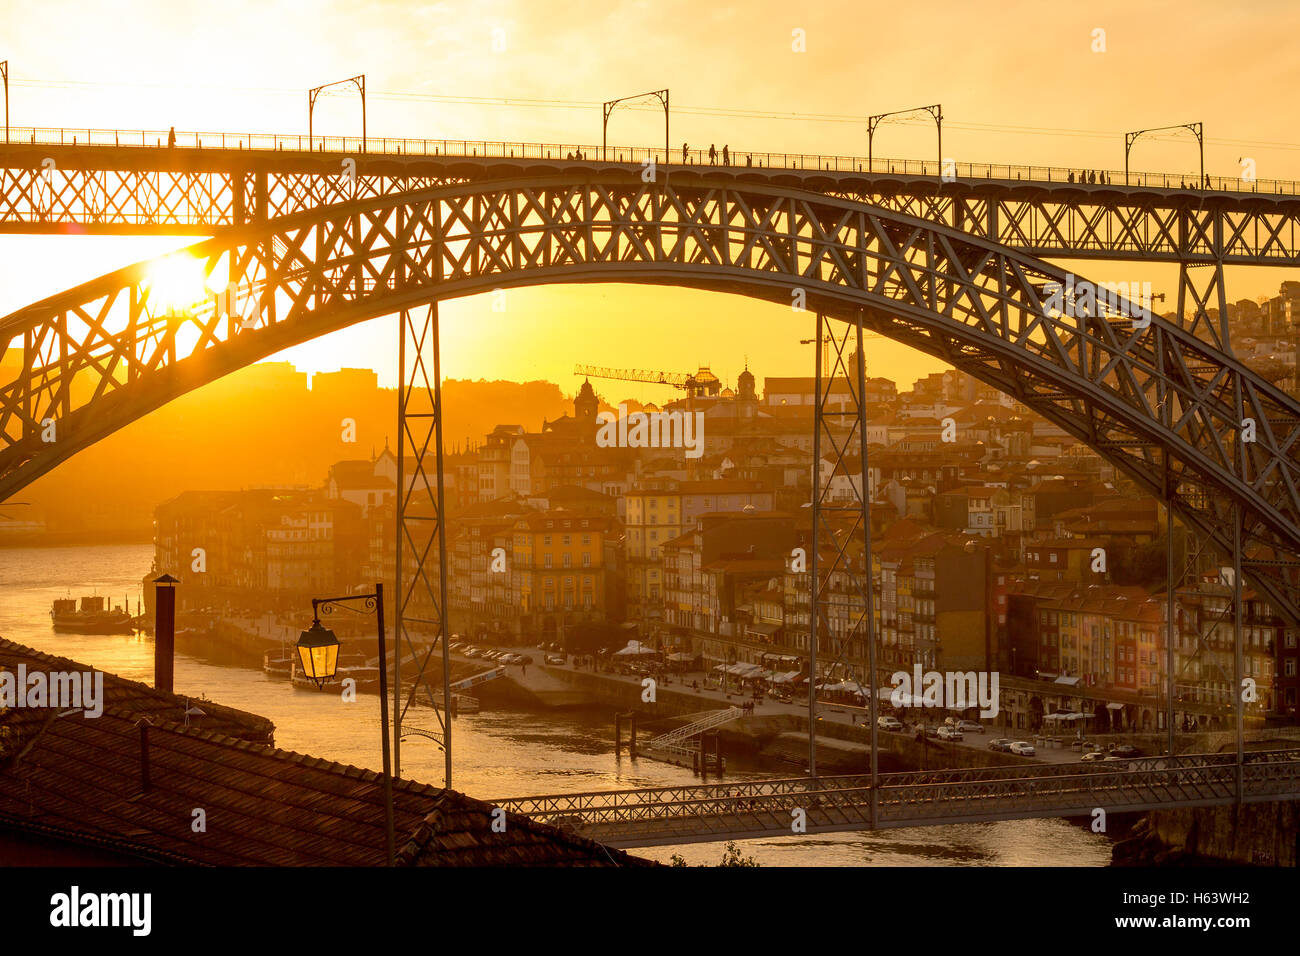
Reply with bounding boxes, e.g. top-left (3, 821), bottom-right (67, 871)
top-left (9, 75), bottom-right (1300, 152)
